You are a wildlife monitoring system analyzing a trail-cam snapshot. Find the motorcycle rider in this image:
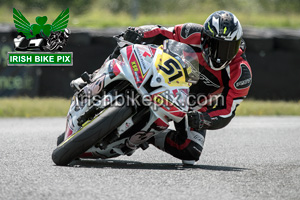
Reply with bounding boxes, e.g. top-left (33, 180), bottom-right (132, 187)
top-left (120, 10), bottom-right (252, 165)
top-left (72, 10), bottom-right (252, 165)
